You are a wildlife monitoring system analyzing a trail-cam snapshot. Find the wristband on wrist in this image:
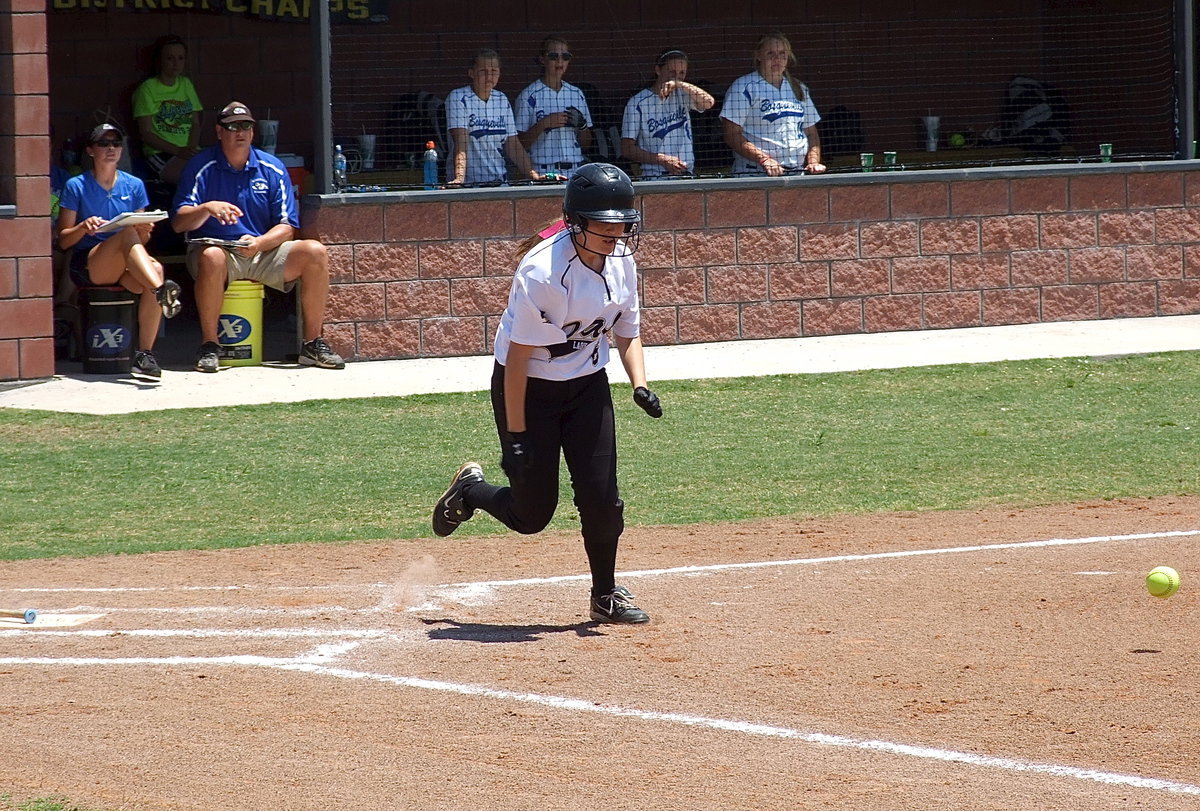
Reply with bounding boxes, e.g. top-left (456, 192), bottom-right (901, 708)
top-left (758, 154), bottom-right (771, 166)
